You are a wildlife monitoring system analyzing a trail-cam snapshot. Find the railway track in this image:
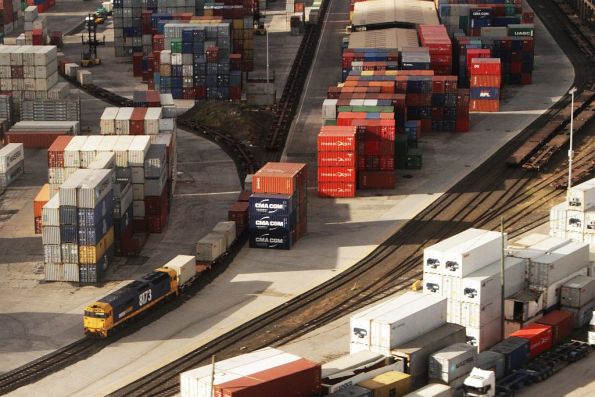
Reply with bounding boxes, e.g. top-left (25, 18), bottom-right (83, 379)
top-left (109, 2), bottom-right (595, 397)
